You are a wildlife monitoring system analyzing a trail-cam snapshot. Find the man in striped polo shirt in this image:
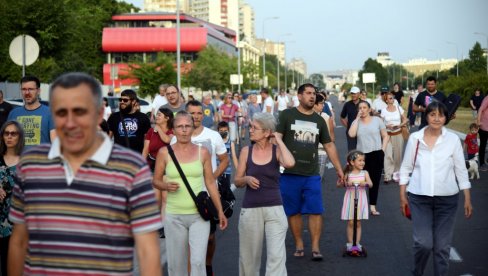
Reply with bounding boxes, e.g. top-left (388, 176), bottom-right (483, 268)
top-left (8, 72), bottom-right (163, 276)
